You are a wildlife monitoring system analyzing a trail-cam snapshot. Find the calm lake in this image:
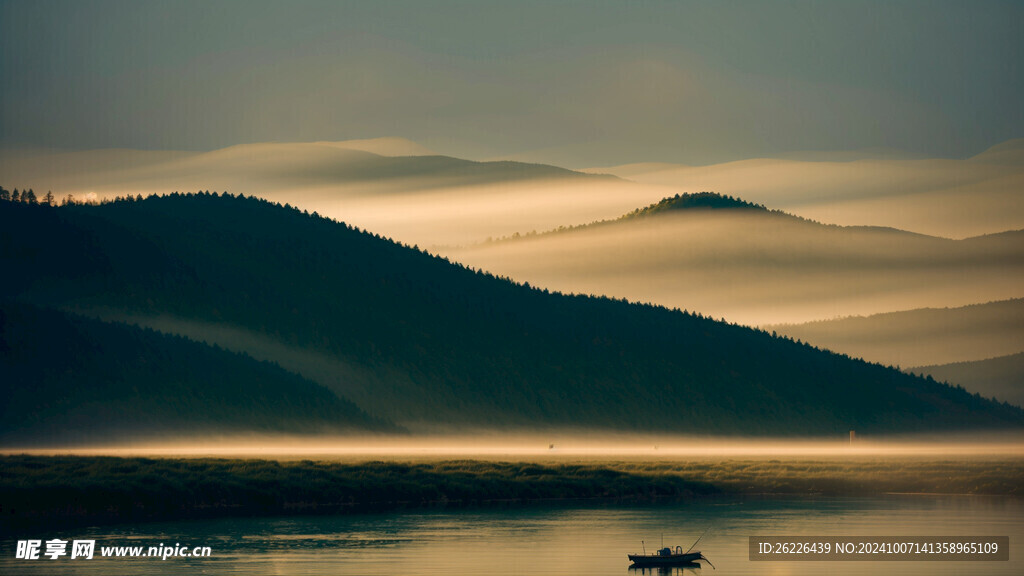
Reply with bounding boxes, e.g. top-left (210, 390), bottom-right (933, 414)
top-left (3, 495), bottom-right (1021, 575)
